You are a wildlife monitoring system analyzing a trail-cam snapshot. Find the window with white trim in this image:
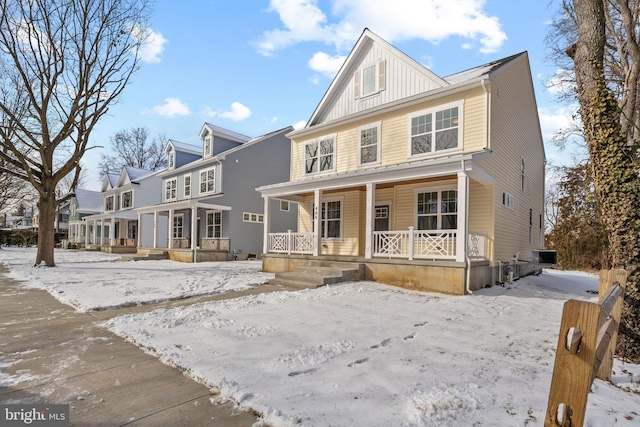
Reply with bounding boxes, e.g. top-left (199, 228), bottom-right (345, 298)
top-left (243, 212), bottom-right (264, 223)
top-left (183, 174), bottom-right (191, 198)
top-left (168, 146), bottom-right (175, 169)
top-left (280, 200), bottom-right (290, 211)
top-left (529, 209), bottom-right (533, 244)
top-left (204, 137), bottom-right (212, 157)
top-left (200, 167), bottom-right (216, 194)
top-left (305, 135), bottom-right (335, 175)
top-left (206, 211), bottom-right (222, 238)
top-left (105, 195), bottom-right (114, 212)
top-left (165, 178), bottom-right (177, 201)
top-left (502, 191), bottom-right (514, 210)
top-left (173, 214), bottom-right (184, 238)
top-left (312, 199), bottom-right (342, 239)
top-left (521, 158), bottom-right (526, 191)
top-left (122, 190), bottom-right (133, 209)
top-left (409, 103), bottom-right (461, 157)
top-left (416, 189), bottom-right (458, 230)
top-left (358, 122), bottom-right (381, 166)
top-left (354, 60), bottom-right (386, 98)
